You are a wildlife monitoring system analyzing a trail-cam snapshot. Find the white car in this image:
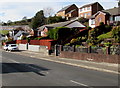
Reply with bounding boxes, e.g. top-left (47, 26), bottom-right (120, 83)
top-left (4, 44), bottom-right (18, 51)
top-left (3, 44), bottom-right (9, 50)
